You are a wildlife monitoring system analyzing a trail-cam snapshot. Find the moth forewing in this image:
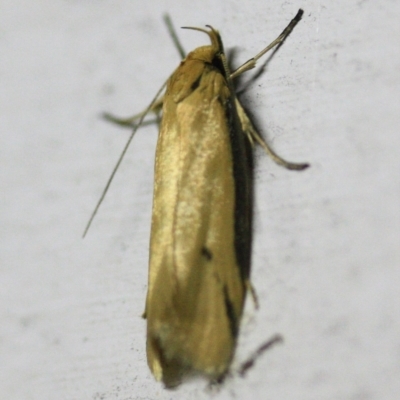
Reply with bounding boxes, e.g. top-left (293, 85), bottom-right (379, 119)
top-left (145, 28), bottom-right (251, 388)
